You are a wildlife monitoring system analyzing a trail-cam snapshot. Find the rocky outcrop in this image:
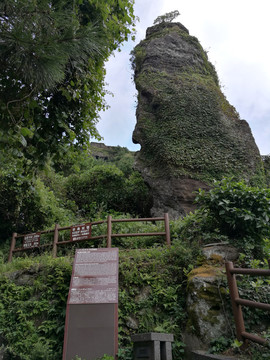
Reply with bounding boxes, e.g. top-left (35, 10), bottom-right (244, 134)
top-left (138, 174), bottom-right (210, 218)
top-left (132, 22), bottom-right (263, 218)
top-left (262, 155), bottom-right (270, 187)
top-left (185, 265), bottom-right (229, 349)
top-left (184, 244), bottom-right (239, 357)
top-left (90, 142), bottom-right (134, 162)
